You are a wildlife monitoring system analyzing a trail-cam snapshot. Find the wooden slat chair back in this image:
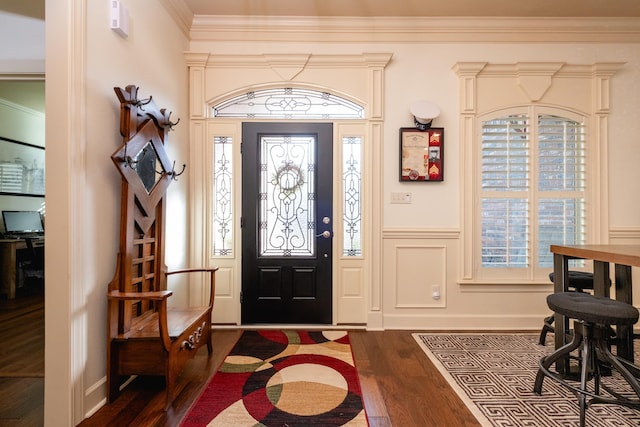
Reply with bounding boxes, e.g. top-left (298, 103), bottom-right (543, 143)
top-left (106, 85), bottom-right (217, 409)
